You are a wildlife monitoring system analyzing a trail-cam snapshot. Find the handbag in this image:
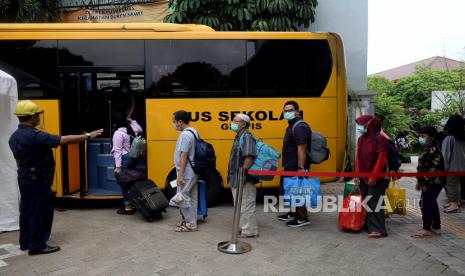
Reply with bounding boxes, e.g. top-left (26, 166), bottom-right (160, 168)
top-left (339, 178), bottom-right (366, 231)
top-left (343, 179), bottom-right (361, 199)
top-left (283, 176), bottom-right (320, 208)
top-left (115, 169), bottom-right (146, 189)
top-left (385, 178), bottom-right (407, 216)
